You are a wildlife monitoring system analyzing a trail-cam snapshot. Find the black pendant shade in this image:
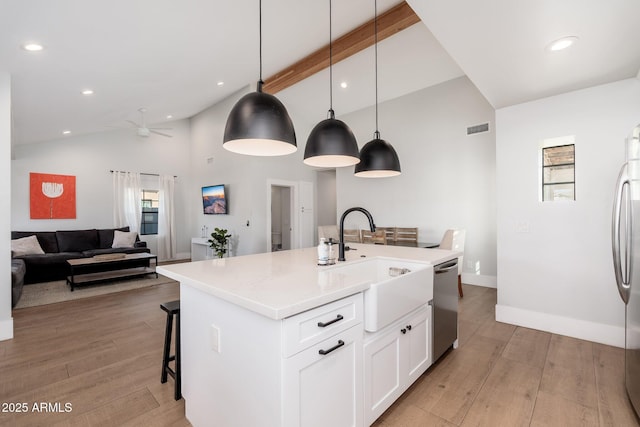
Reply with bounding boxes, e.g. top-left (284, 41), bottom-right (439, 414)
top-left (304, 0), bottom-right (359, 168)
top-left (354, 132), bottom-right (401, 177)
top-left (355, 0), bottom-right (401, 178)
top-left (222, 0), bottom-right (297, 157)
top-left (304, 110), bottom-right (360, 167)
top-left (223, 81), bottom-right (297, 156)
